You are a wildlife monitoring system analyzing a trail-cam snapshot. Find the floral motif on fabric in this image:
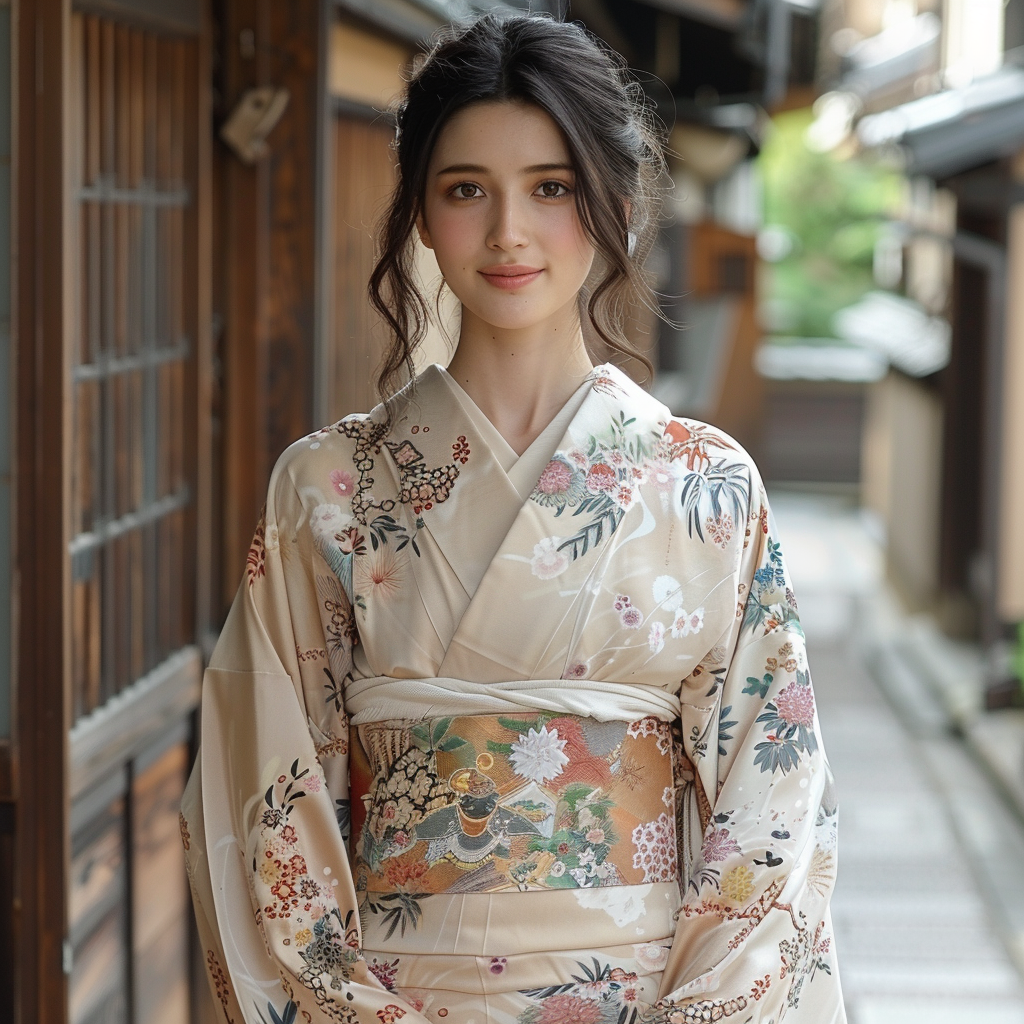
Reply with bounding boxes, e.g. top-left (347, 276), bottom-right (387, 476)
top-left (385, 439), bottom-right (462, 515)
top-left (316, 574), bottom-right (356, 691)
top-left (522, 411), bottom-right (754, 664)
top-left (752, 670), bottom-right (818, 775)
top-left (351, 714), bottom-right (676, 914)
top-left (779, 918), bottom-right (835, 1010)
top-left (333, 416), bottom-right (470, 560)
top-left (518, 960), bottom-right (647, 1024)
top-left (742, 535), bottom-right (802, 639)
top-left (528, 411), bottom-right (664, 572)
top-left (533, 455), bottom-right (589, 508)
top-left (246, 508), bottom-right (267, 587)
top-left (631, 813), bottom-right (677, 882)
top-left (701, 827), bottom-right (741, 862)
top-left (252, 759), bottom-right (366, 1017)
top-left (206, 949), bottom-right (236, 1023)
top-left (644, 995), bottom-right (749, 1023)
